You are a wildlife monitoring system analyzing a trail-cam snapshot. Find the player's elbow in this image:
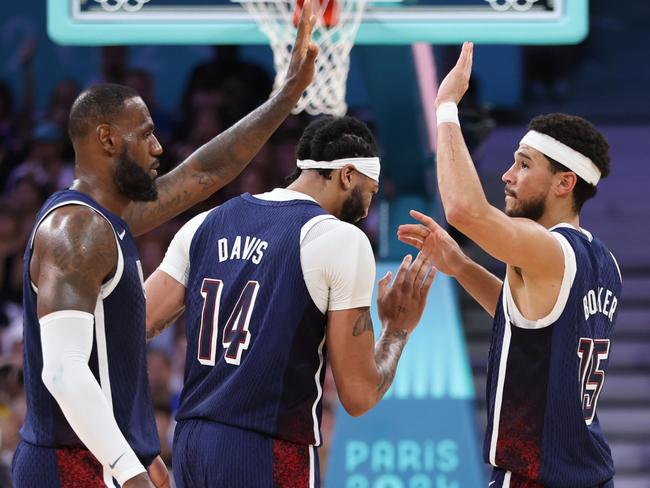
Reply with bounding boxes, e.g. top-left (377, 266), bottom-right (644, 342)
top-left (41, 360), bottom-right (69, 399)
top-left (444, 201), bottom-right (481, 232)
top-left (338, 391), bottom-right (375, 417)
top-left (341, 400), bottom-right (371, 418)
top-left (42, 355), bottom-right (86, 402)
